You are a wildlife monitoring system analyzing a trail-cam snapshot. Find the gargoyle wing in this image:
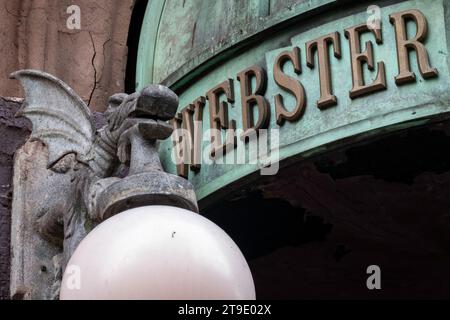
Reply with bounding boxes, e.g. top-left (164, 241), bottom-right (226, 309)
top-left (11, 70), bottom-right (96, 168)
